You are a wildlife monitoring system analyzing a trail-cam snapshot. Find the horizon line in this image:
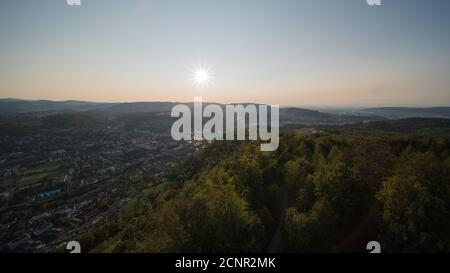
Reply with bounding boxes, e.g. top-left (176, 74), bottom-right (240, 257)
top-left (1, 97), bottom-right (450, 109)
